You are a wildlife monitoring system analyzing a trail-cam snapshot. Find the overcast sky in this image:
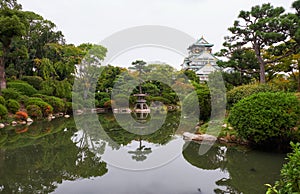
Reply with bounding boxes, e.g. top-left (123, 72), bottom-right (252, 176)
top-left (18, 0), bottom-right (296, 68)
